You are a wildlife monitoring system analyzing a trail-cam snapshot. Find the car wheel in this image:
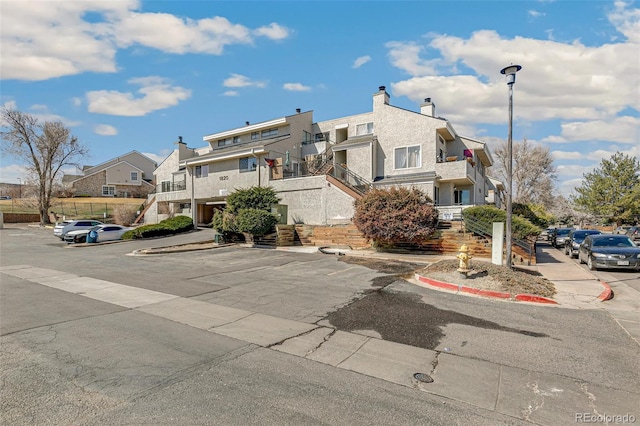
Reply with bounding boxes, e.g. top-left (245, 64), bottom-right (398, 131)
top-left (587, 256), bottom-right (597, 271)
